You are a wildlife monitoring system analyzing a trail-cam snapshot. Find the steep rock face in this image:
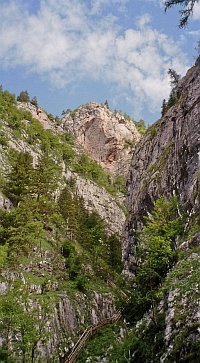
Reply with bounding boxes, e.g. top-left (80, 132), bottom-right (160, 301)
top-left (62, 102), bottom-right (140, 176)
top-left (17, 101), bottom-right (62, 132)
top-left (63, 169), bottom-right (125, 237)
top-left (7, 103), bottom-right (126, 237)
top-left (0, 247), bottom-right (117, 362)
top-left (74, 175), bottom-right (125, 236)
top-left (160, 238), bottom-right (200, 363)
top-left (123, 57), bottom-right (200, 271)
top-left (0, 96), bottom-right (125, 362)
